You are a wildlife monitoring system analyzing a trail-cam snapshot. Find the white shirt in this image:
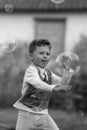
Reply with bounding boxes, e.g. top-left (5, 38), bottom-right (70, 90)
top-left (13, 64), bottom-right (62, 114)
